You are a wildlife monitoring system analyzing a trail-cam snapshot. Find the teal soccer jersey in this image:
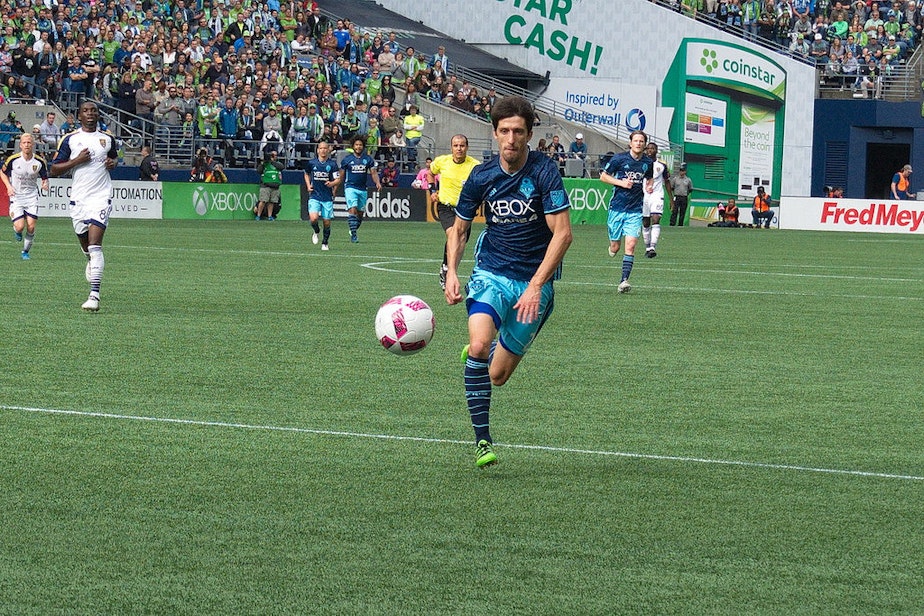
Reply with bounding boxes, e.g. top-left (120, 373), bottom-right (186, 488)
top-left (602, 152), bottom-right (653, 213)
top-left (304, 157), bottom-right (340, 202)
top-left (456, 151), bottom-right (569, 282)
top-left (341, 152), bottom-right (377, 189)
